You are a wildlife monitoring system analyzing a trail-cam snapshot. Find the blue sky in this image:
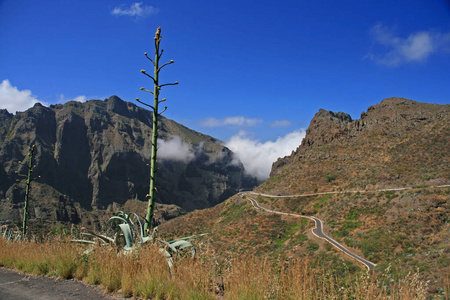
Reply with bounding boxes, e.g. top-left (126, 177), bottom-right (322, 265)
top-left (1, 0), bottom-right (450, 179)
